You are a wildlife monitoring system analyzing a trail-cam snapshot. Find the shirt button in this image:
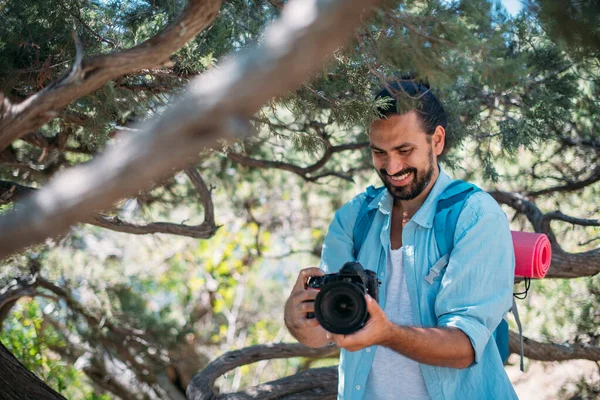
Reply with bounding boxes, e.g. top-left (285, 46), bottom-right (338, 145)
top-left (366, 348), bottom-right (371, 353)
top-left (356, 385), bottom-right (361, 391)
